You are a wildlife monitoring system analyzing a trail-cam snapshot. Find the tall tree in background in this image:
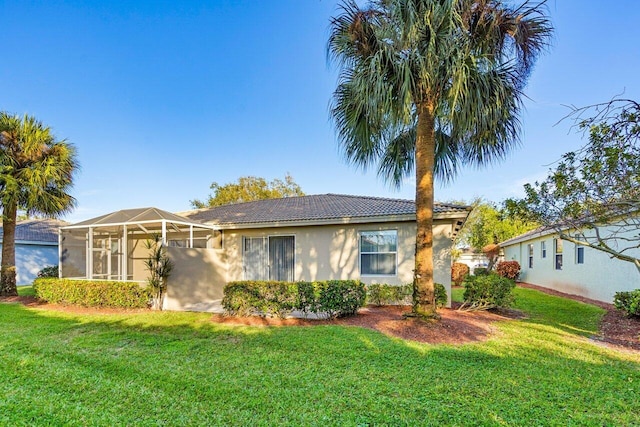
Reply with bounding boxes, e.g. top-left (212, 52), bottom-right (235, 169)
top-left (0, 113), bottom-right (78, 296)
top-left (518, 99), bottom-right (640, 273)
top-left (190, 173), bottom-right (304, 208)
top-left (328, 0), bottom-right (552, 317)
top-left (456, 198), bottom-right (538, 252)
